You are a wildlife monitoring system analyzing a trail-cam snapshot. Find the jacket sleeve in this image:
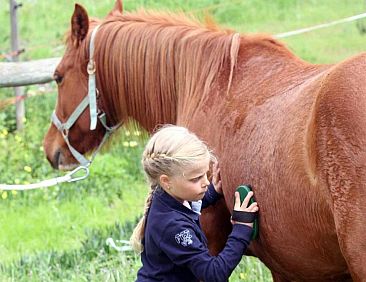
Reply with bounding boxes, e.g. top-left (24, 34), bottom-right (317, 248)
top-left (159, 220), bottom-right (252, 282)
top-left (201, 183), bottom-right (222, 209)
